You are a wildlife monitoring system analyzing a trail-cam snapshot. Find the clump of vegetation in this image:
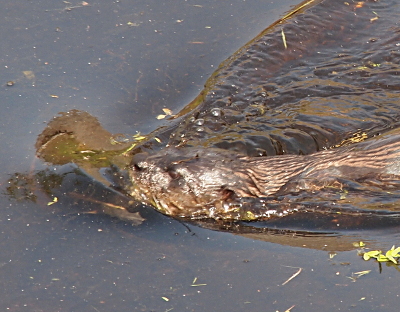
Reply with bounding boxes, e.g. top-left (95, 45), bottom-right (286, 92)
top-left (362, 245), bottom-right (400, 264)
